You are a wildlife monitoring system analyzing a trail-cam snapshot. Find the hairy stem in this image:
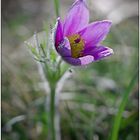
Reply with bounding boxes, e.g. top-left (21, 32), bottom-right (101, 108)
top-left (48, 84), bottom-right (61, 140)
top-left (49, 85), bottom-right (56, 140)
